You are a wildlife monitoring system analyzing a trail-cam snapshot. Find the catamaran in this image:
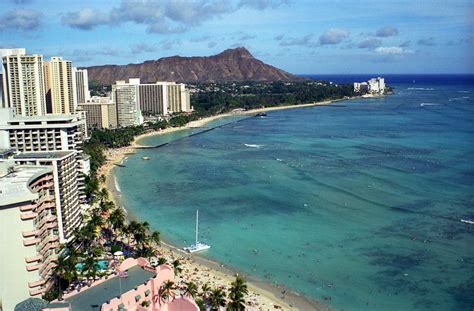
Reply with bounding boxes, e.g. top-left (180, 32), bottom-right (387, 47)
top-left (184, 210), bottom-right (210, 253)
